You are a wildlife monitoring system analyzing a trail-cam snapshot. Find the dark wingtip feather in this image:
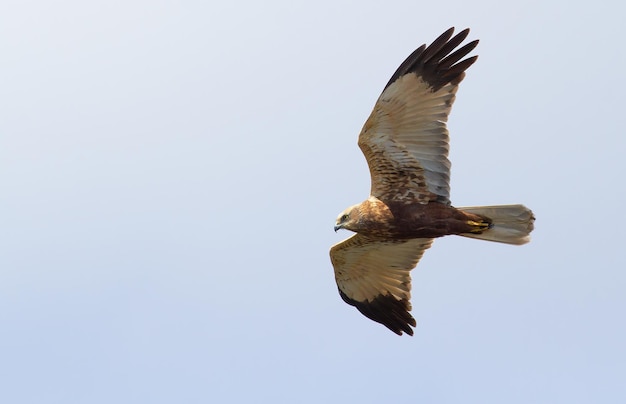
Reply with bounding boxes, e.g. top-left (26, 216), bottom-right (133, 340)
top-left (383, 27), bottom-right (478, 92)
top-left (339, 288), bottom-right (416, 336)
top-left (419, 27), bottom-right (456, 65)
